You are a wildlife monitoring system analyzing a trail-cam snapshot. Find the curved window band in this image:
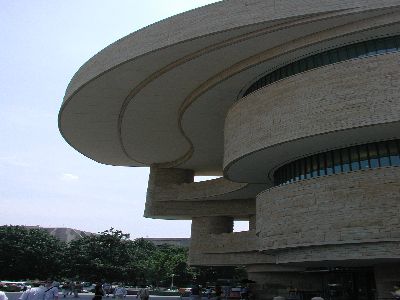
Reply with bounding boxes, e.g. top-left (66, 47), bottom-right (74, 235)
top-left (273, 139), bottom-right (400, 186)
top-left (243, 35), bottom-right (400, 97)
